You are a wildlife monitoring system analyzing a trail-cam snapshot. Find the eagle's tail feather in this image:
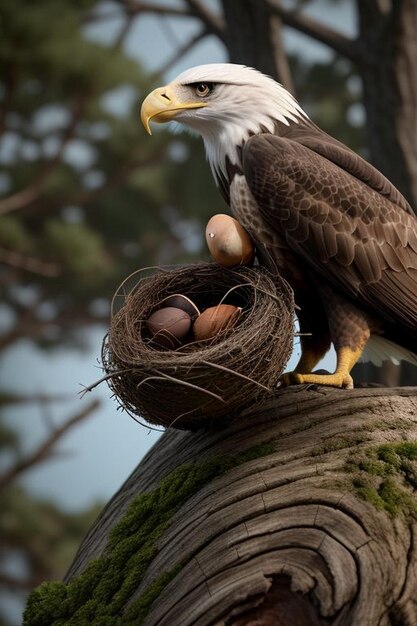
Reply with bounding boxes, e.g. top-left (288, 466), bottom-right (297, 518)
top-left (360, 335), bottom-right (417, 367)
